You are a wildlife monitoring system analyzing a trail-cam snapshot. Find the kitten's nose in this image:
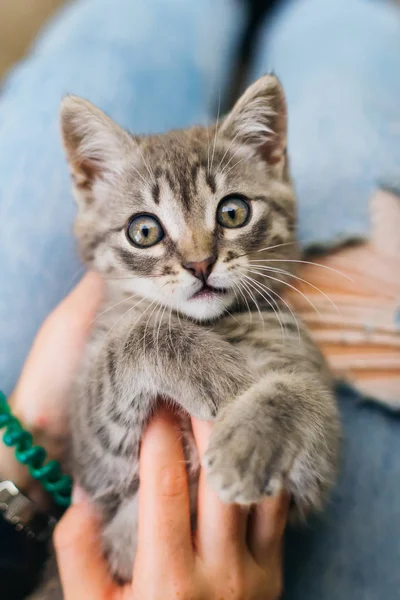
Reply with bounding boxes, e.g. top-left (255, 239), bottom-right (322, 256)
top-left (183, 255), bottom-right (217, 282)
